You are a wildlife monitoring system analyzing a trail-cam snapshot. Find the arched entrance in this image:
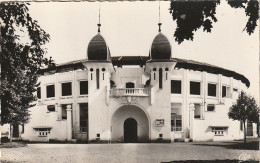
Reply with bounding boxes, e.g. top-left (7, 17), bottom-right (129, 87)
top-left (124, 118), bottom-right (137, 143)
top-left (111, 105), bottom-right (149, 143)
